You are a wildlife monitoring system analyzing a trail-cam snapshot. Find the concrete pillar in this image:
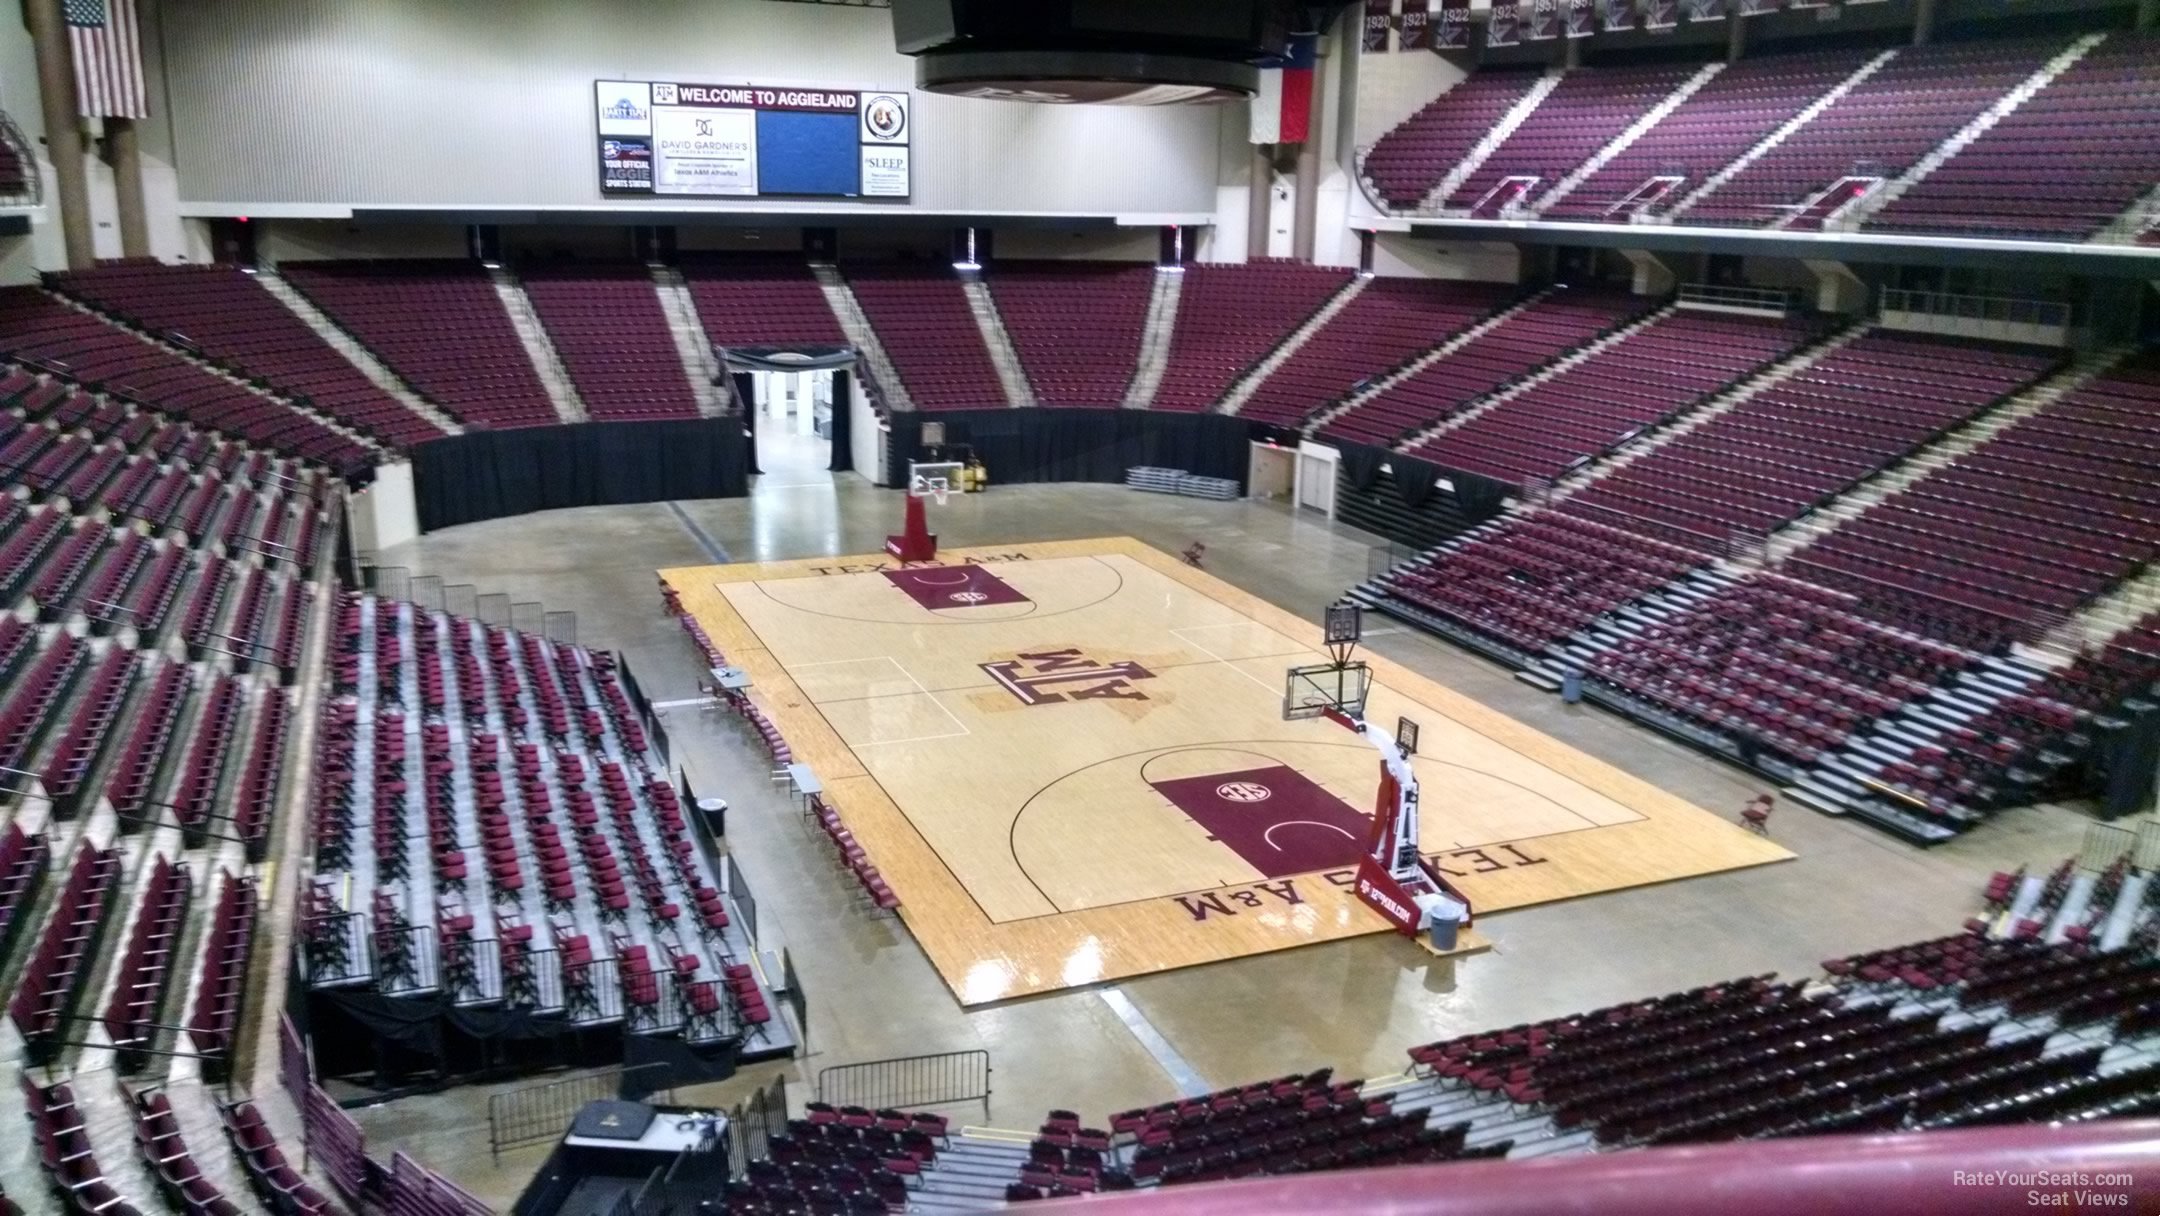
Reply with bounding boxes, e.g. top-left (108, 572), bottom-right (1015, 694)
top-left (1727, 14), bottom-right (1748, 63)
top-left (1564, 36), bottom-right (1583, 69)
top-left (1621, 250), bottom-right (1676, 297)
top-left (1292, 38), bottom-right (1331, 263)
top-left (24, 0), bottom-right (95, 269)
top-left (1248, 144), bottom-right (1272, 262)
top-left (1803, 258), bottom-right (1870, 315)
top-left (1912, 0), bottom-right (1937, 45)
top-left (106, 117), bottom-right (149, 258)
